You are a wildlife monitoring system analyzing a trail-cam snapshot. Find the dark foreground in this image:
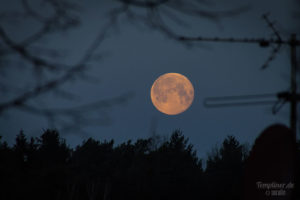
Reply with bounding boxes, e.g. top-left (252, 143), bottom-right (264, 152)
top-left (0, 127), bottom-right (299, 200)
